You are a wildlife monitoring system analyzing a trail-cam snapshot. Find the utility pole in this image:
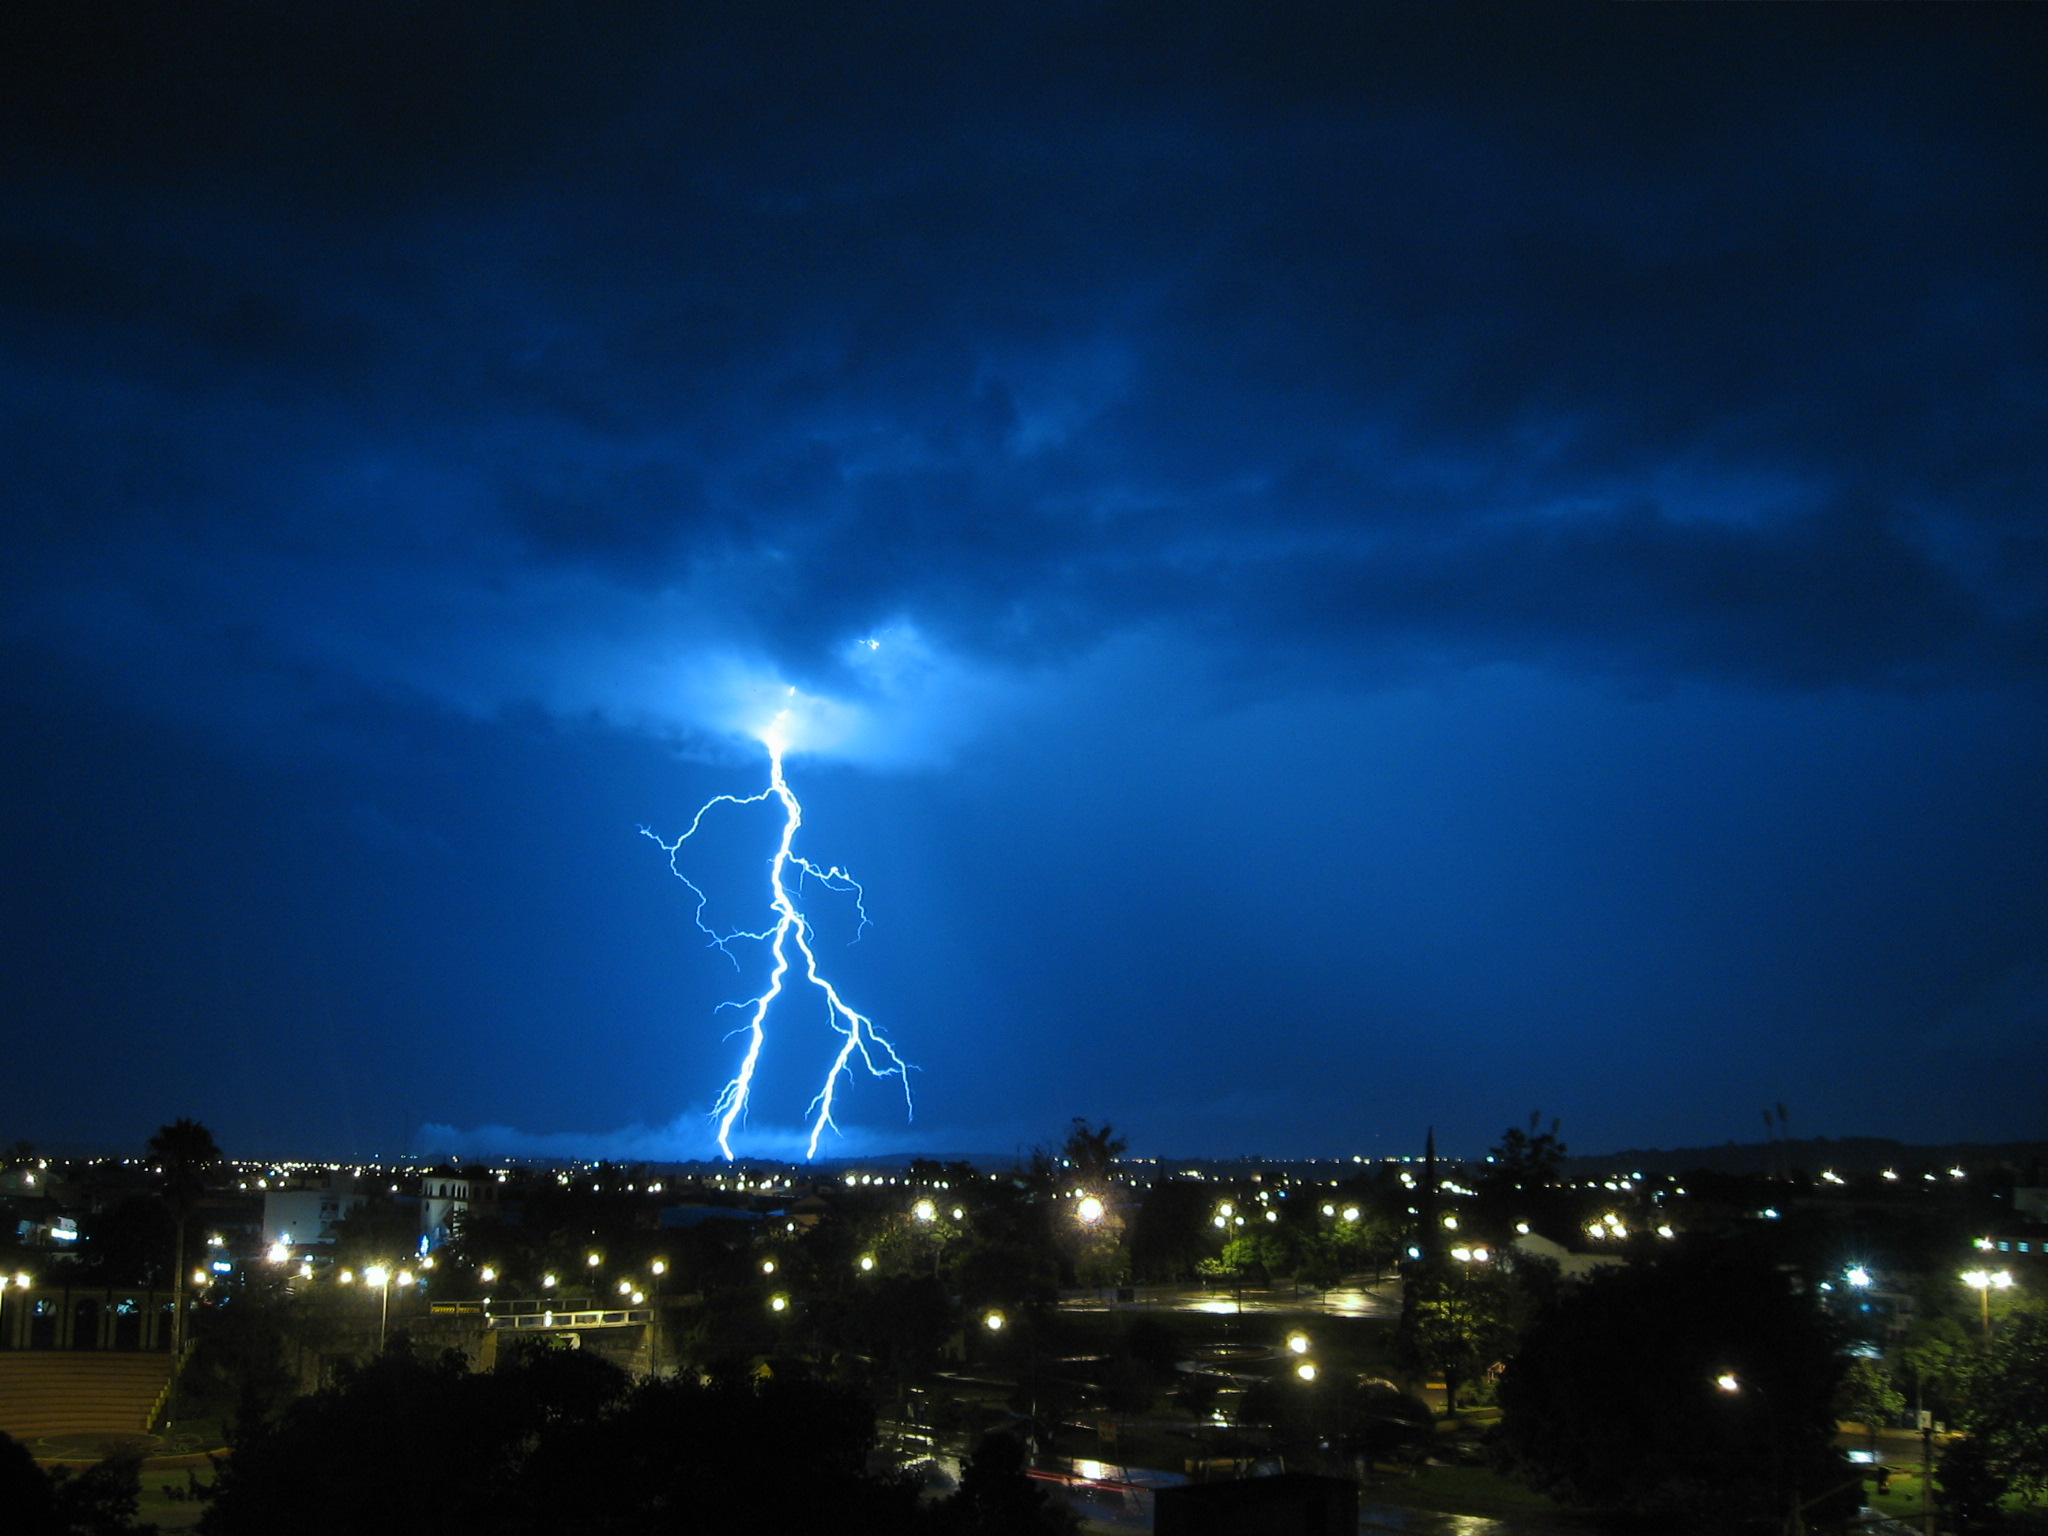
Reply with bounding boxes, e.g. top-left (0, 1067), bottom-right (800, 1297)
top-left (1922, 1415), bottom-right (1936, 1536)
